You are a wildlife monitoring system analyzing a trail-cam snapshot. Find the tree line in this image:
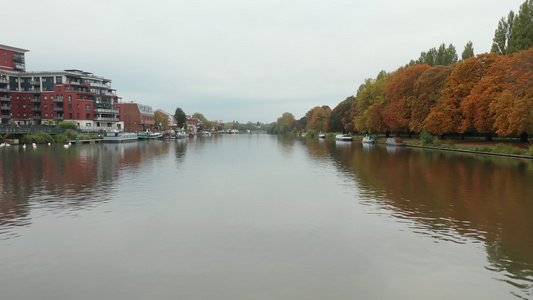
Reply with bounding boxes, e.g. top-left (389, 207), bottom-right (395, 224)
top-left (269, 0), bottom-right (533, 142)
